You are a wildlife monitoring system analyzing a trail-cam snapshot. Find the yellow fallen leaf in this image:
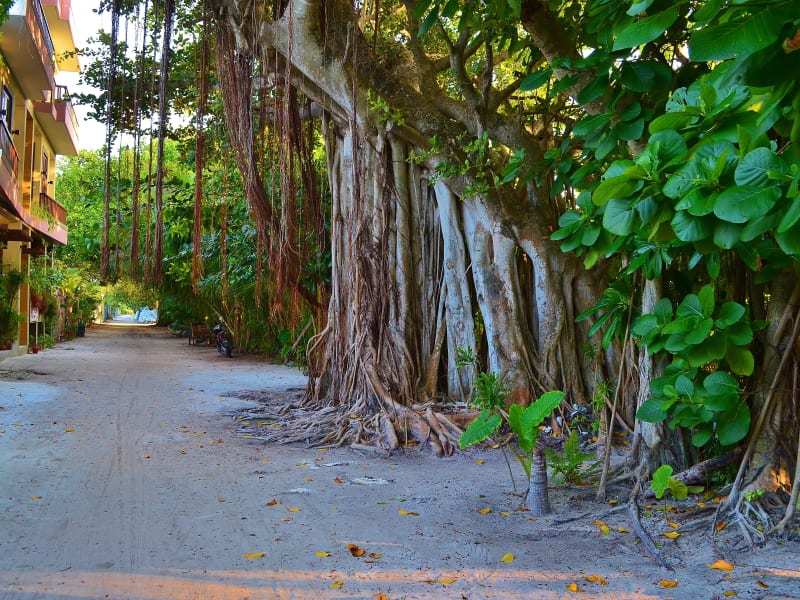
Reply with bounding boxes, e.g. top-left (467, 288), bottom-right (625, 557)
top-left (710, 559), bottom-right (734, 571)
top-left (368, 552), bottom-right (382, 559)
top-left (266, 498), bottom-right (279, 506)
top-left (478, 507), bottom-right (492, 515)
top-left (398, 509), bottom-right (419, 516)
top-left (566, 582), bottom-right (580, 592)
top-left (288, 507), bottom-right (301, 513)
top-left (662, 531), bottom-right (680, 540)
top-left (30, 496), bottom-right (42, 501)
top-left (723, 592), bottom-right (737, 597)
top-left (347, 543), bottom-right (365, 557)
top-left (667, 521), bottom-right (679, 529)
top-left (65, 428), bottom-right (74, 433)
top-left (243, 552), bottom-right (265, 559)
top-left (500, 553), bottom-right (514, 563)
top-left (592, 520), bottom-right (606, 526)
top-left (599, 524), bottom-right (610, 536)
top-left (475, 459), bottom-right (484, 465)
top-left (315, 550), bottom-right (331, 558)
top-left (697, 501), bottom-right (707, 508)
top-left (304, 477), bottom-right (313, 482)
top-left (500, 511), bottom-right (512, 516)
top-left (659, 580), bottom-right (678, 588)
top-left (756, 580), bottom-right (769, 588)
top-left (584, 574), bottom-right (607, 585)
top-left (329, 580), bottom-right (343, 589)
top-left (438, 577), bottom-right (456, 585)
top-left (617, 526), bottom-right (629, 533)
top-left (608, 499), bottom-right (618, 505)
top-left (715, 521), bottom-right (728, 532)
top-left (377, 593), bottom-right (388, 600)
